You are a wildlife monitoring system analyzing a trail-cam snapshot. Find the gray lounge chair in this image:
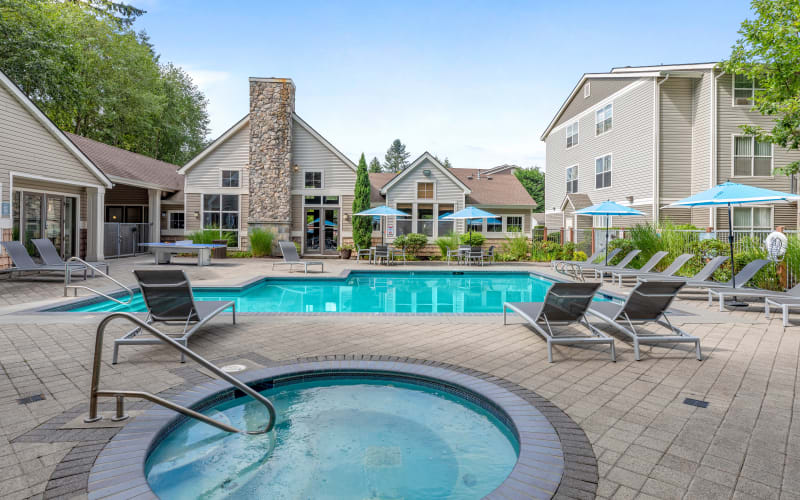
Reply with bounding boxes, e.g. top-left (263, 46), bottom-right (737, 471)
top-left (0, 241), bottom-right (87, 280)
top-left (597, 251), bottom-right (668, 283)
top-left (113, 270), bottom-right (235, 363)
top-left (272, 241), bottom-right (324, 273)
top-left (588, 281), bottom-right (702, 361)
top-left (674, 259), bottom-right (769, 291)
top-left (572, 248), bottom-right (623, 274)
top-left (765, 296), bottom-right (800, 328)
top-left (585, 250), bottom-right (642, 279)
top-left (32, 238), bottom-right (109, 277)
top-left (552, 247), bottom-right (605, 270)
top-left (709, 275), bottom-right (800, 311)
top-left (638, 255), bottom-right (729, 285)
top-left (504, 282), bottom-right (615, 363)
top-left (611, 253), bottom-right (694, 286)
